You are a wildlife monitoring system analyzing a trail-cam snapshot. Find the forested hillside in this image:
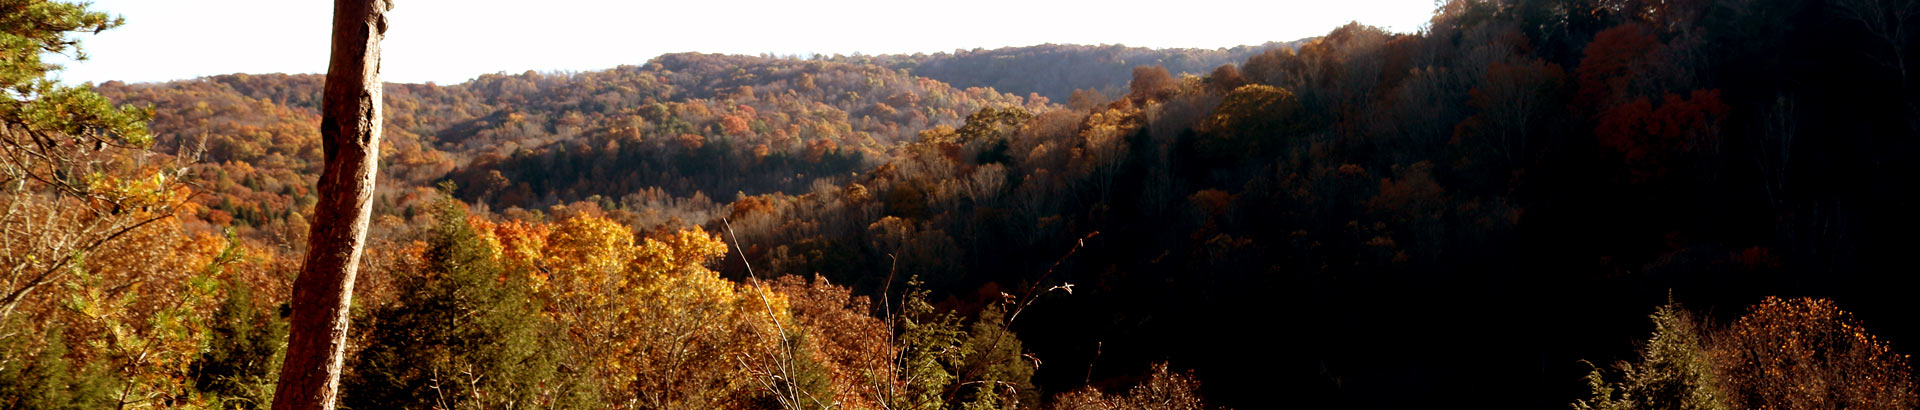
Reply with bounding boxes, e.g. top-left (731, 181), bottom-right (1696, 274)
top-left (5, 0), bottom-right (1919, 408)
top-left (88, 54), bottom-right (1038, 234)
